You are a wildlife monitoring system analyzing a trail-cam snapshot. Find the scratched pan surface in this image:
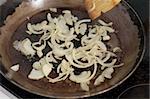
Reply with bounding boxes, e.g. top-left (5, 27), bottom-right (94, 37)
top-left (0, 0), bottom-right (145, 98)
